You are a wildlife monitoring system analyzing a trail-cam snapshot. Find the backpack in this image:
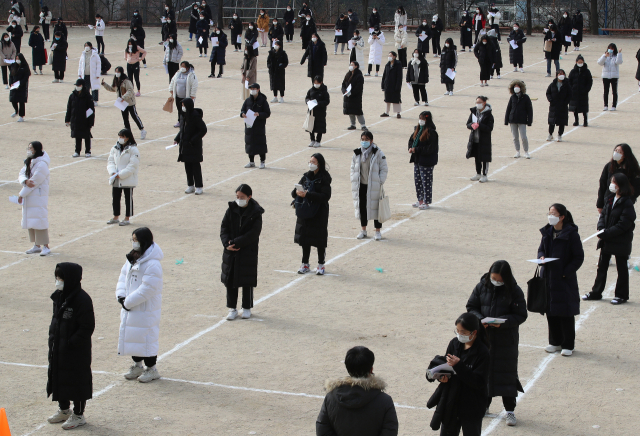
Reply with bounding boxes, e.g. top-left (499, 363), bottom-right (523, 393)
top-left (294, 176), bottom-right (321, 219)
